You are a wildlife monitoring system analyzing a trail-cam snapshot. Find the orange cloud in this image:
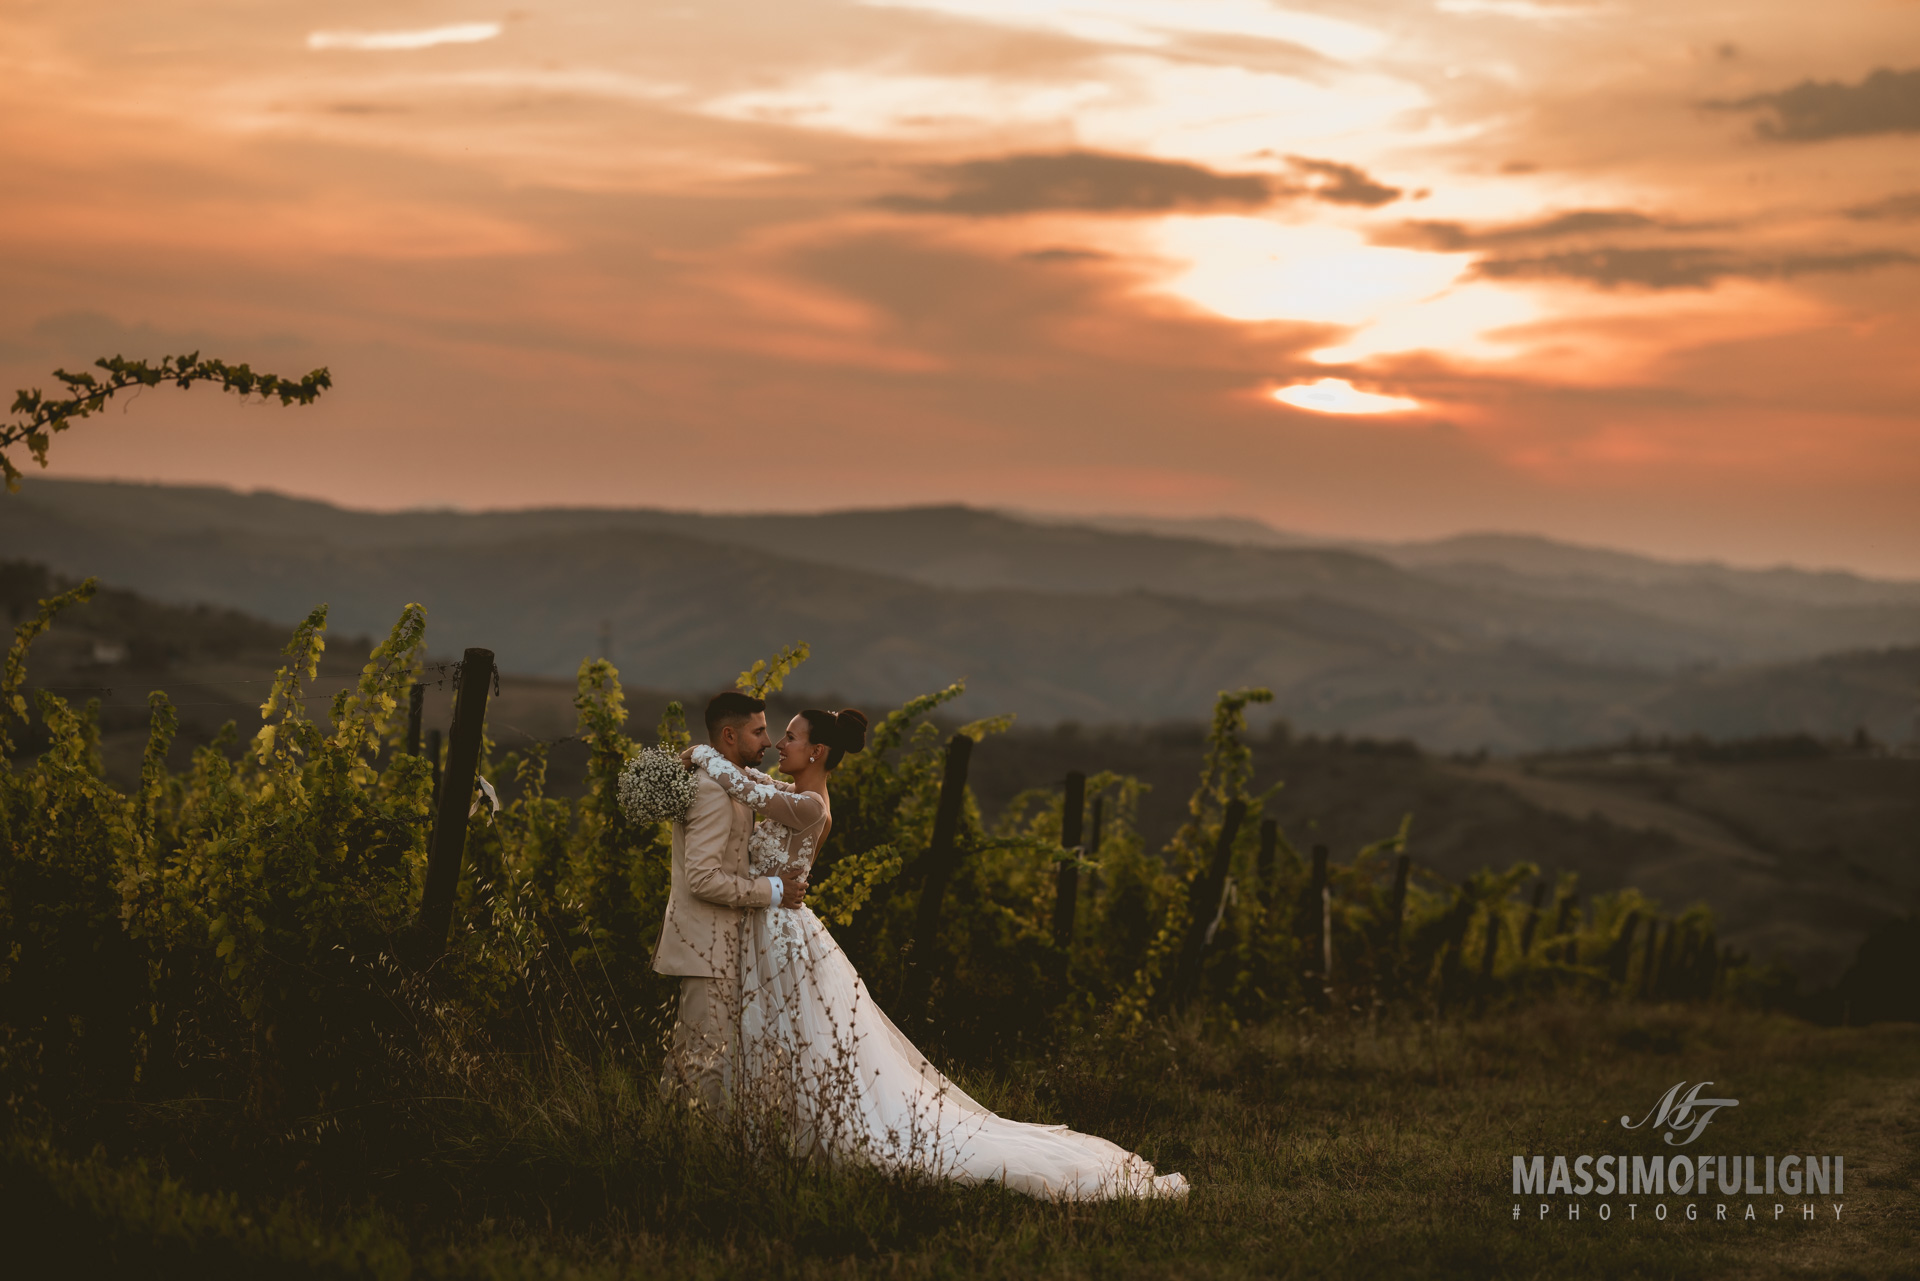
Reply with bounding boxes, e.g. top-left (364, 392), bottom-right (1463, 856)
top-left (1, 0), bottom-right (1917, 576)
